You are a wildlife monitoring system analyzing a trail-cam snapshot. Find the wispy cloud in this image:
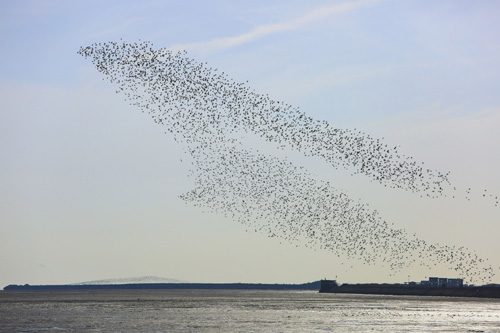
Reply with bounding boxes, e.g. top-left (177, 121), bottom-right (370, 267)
top-left (169, 0), bottom-right (380, 54)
